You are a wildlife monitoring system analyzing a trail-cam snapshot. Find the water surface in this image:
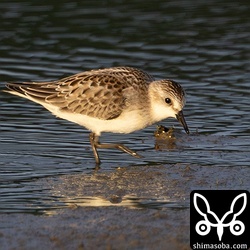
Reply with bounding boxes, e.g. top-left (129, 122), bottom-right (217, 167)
top-left (0, 0), bottom-right (249, 214)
